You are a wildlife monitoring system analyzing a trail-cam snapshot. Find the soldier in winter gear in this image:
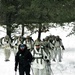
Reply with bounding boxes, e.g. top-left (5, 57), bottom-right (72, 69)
top-left (31, 42), bottom-right (50, 75)
top-left (2, 35), bottom-right (11, 61)
top-left (25, 36), bottom-right (34, 52)
top-left (53, 36), bottom-right (65, 62)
